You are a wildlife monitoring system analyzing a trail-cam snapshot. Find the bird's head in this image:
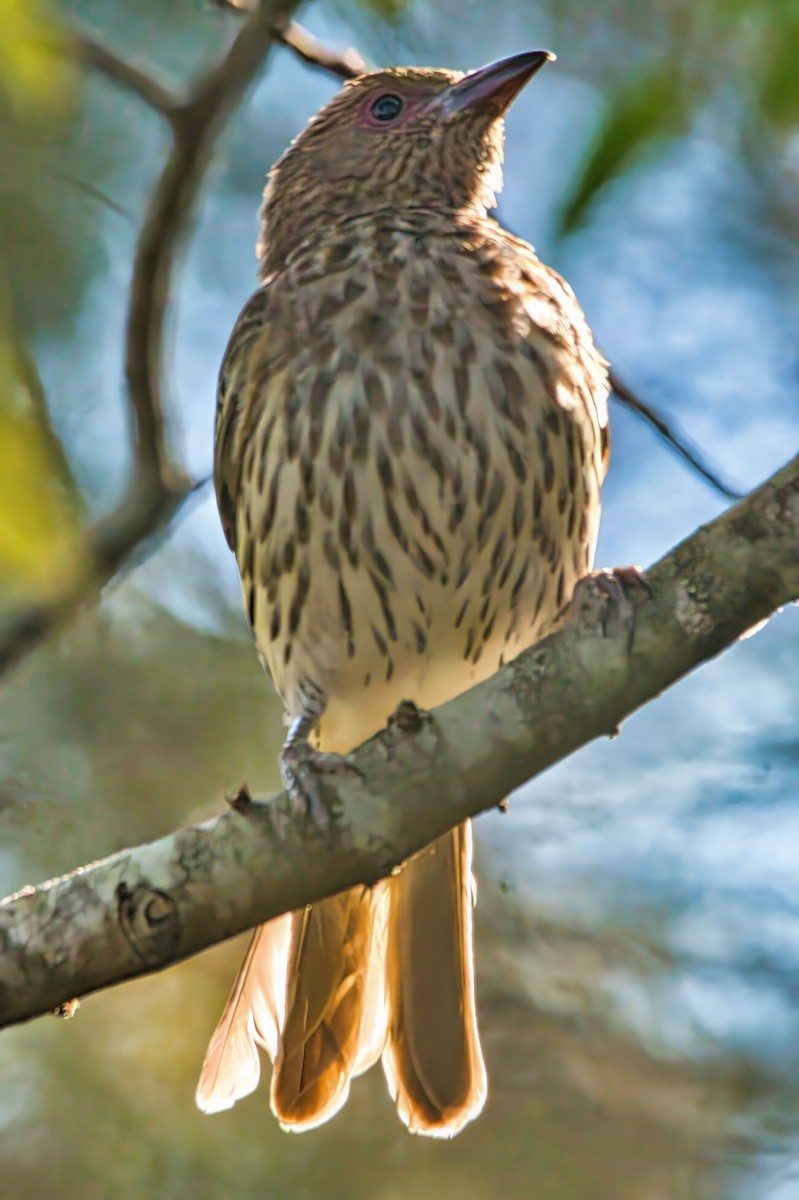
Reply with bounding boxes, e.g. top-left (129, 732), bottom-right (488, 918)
top-left (258, 51), bottom-right (553, 276)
